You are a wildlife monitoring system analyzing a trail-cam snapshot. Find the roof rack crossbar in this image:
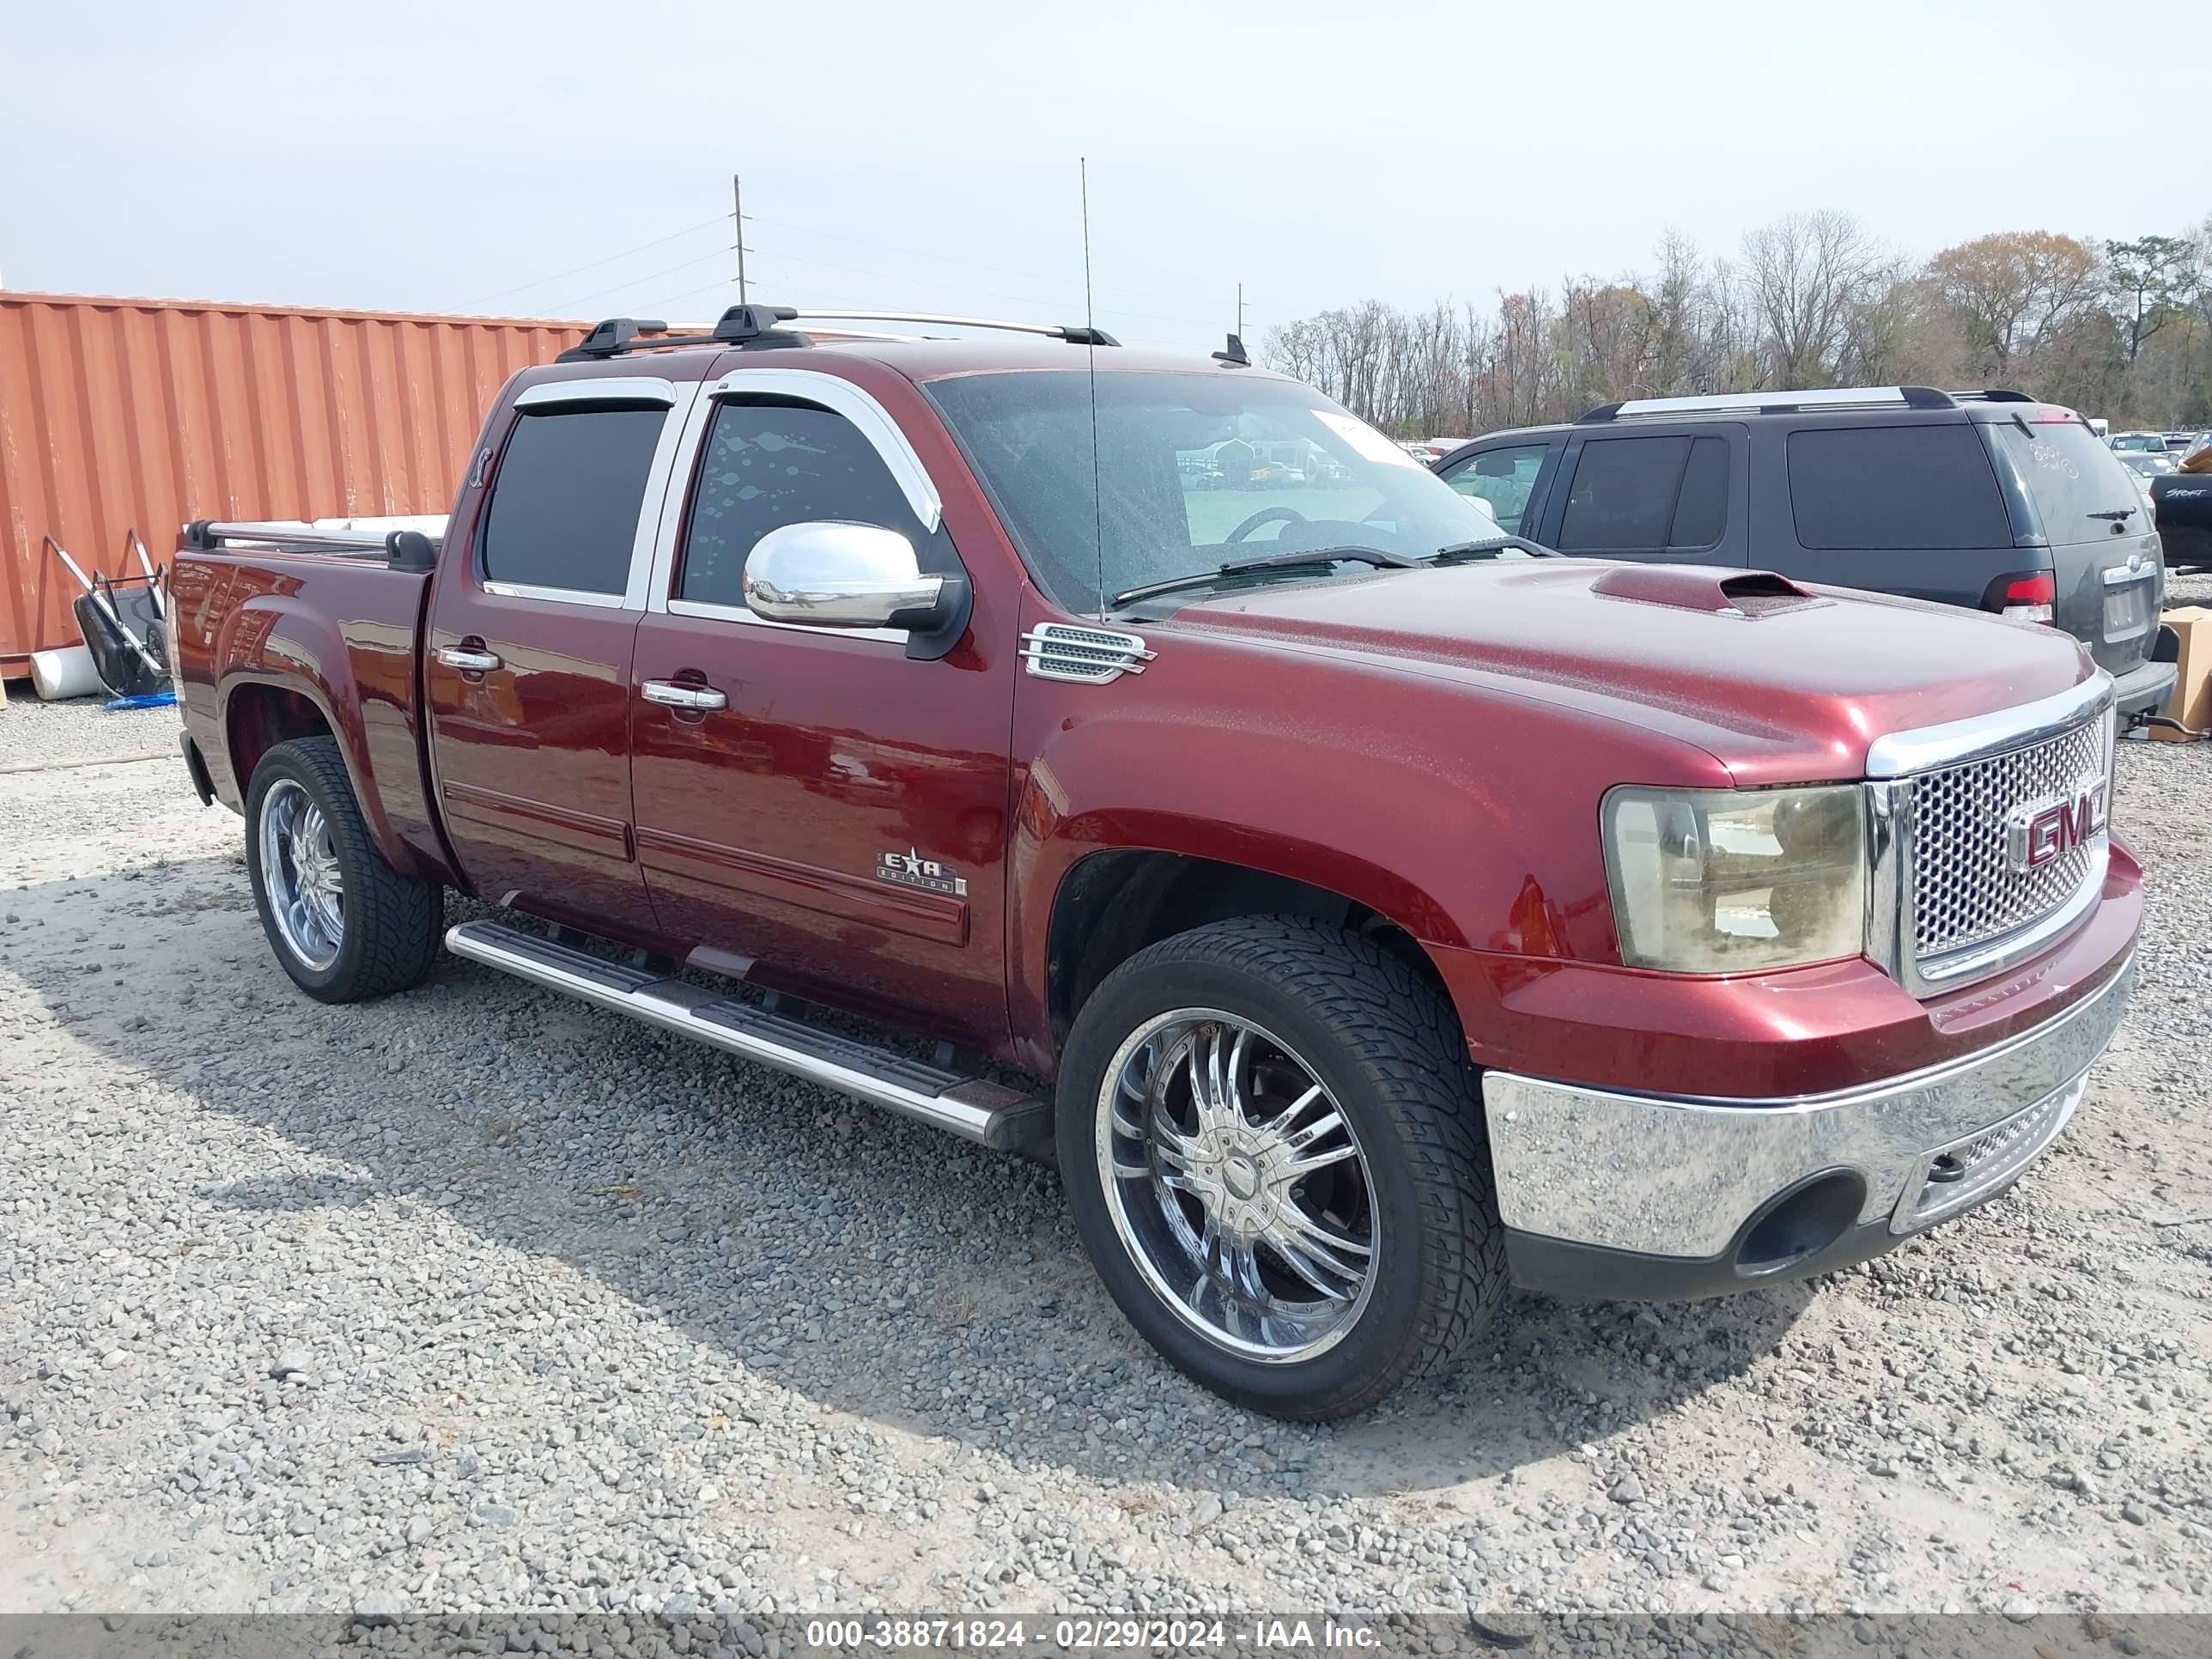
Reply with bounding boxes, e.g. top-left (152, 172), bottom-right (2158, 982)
top-left (1575, 386), bottom-right (1960, 422)
top-left (555, 317), bottom-right (670, 362)
top-left (556, 303), bottom-right (1122, 362)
